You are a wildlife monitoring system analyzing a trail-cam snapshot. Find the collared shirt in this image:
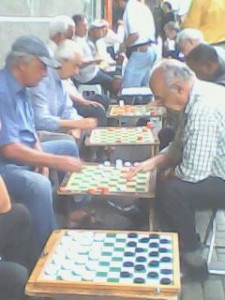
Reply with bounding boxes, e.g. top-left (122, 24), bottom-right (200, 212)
top-left (174, 80), bottom-right (225, 182)
top-left (28, 68), bottom-right (79, 131)
top-left (74, 36), bottom-right (98, 83)
top-left (123, 0), bottom-right (155, 46)
top-left (0, 68), bottom-right (37, 150)
top-left (181, 0), bottom-right (225, 44)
